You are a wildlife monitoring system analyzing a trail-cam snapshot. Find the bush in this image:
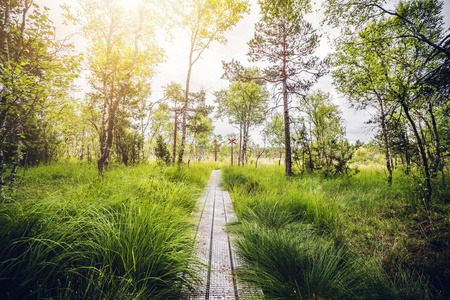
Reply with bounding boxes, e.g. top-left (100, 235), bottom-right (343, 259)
top-left (154, 134), bottom-right (172, 166)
